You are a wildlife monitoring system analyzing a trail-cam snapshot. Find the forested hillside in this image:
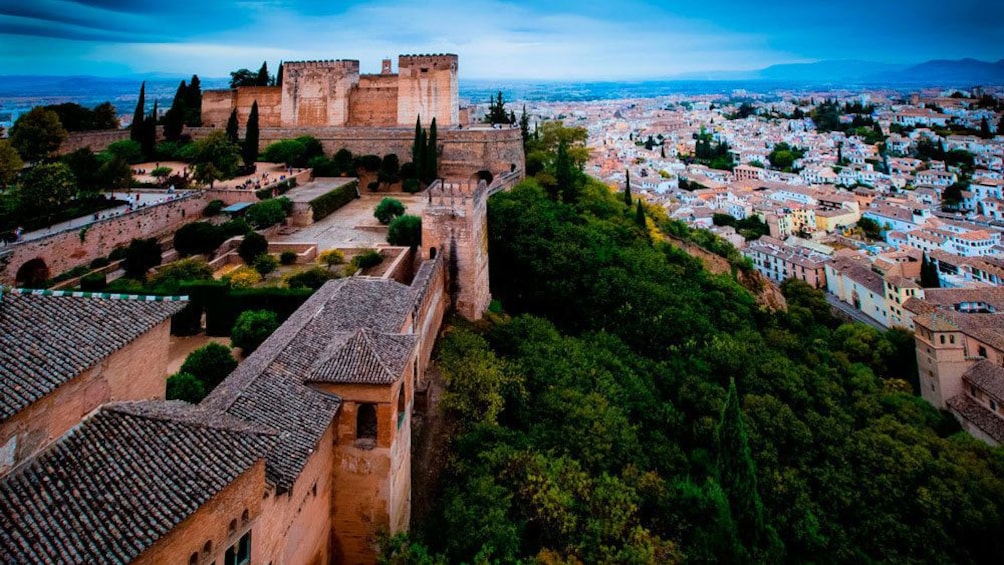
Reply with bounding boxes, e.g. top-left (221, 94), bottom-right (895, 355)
top-left (384, 178), bottom-right (1004, 564)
